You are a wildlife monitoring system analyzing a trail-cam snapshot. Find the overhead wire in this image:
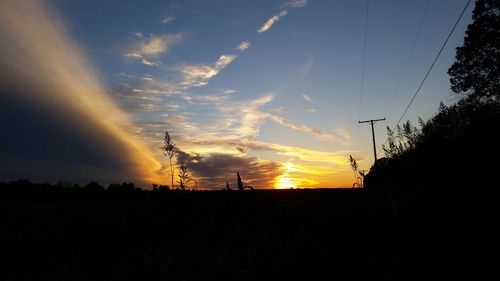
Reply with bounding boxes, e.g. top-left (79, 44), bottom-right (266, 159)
top-left (378, 0), bottom-right (473, 157)
top-left (384, 0), bottom-right (432, 116)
